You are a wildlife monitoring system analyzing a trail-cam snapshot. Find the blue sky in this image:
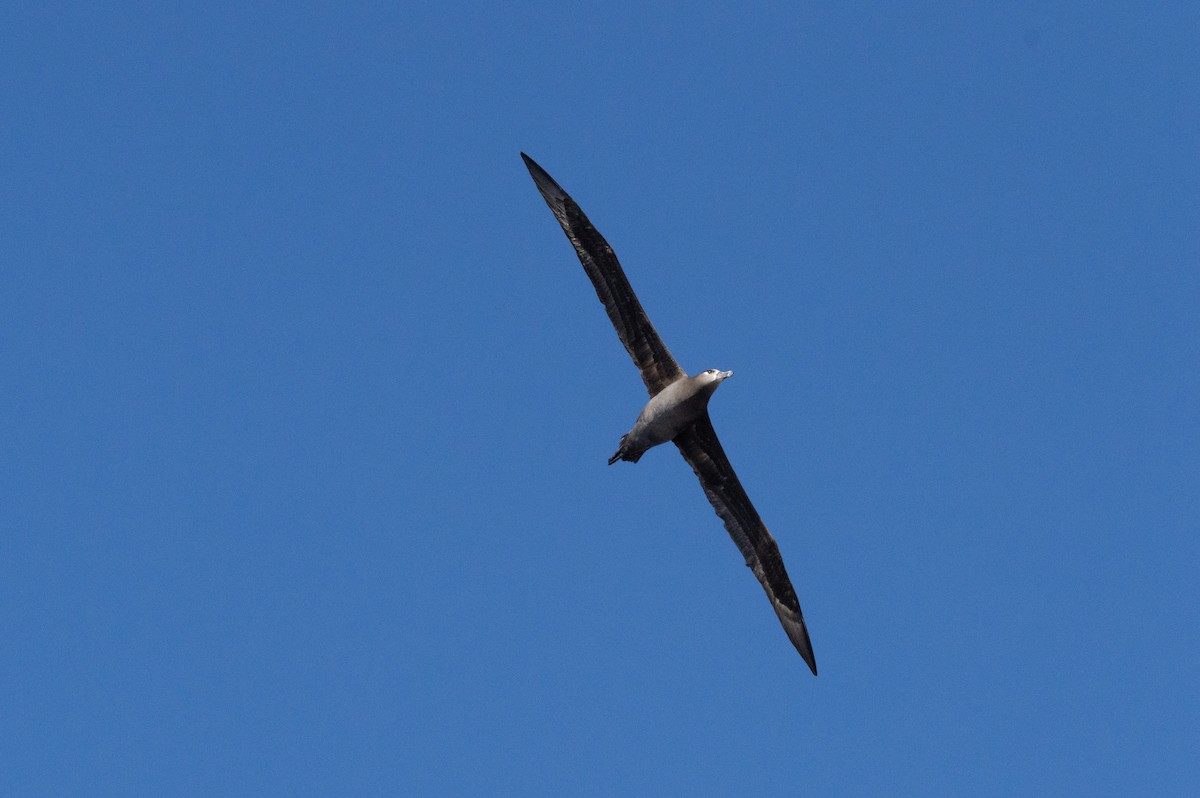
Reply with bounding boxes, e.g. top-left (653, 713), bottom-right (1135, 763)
top-left (3, 2), bottom-right (1197, 794)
